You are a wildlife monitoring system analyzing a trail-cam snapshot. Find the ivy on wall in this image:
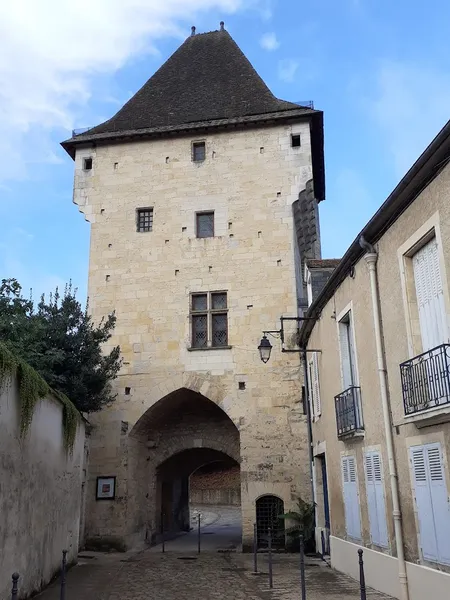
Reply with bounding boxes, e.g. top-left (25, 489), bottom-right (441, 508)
top-left (0, 343), bottom-right (79, 453)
